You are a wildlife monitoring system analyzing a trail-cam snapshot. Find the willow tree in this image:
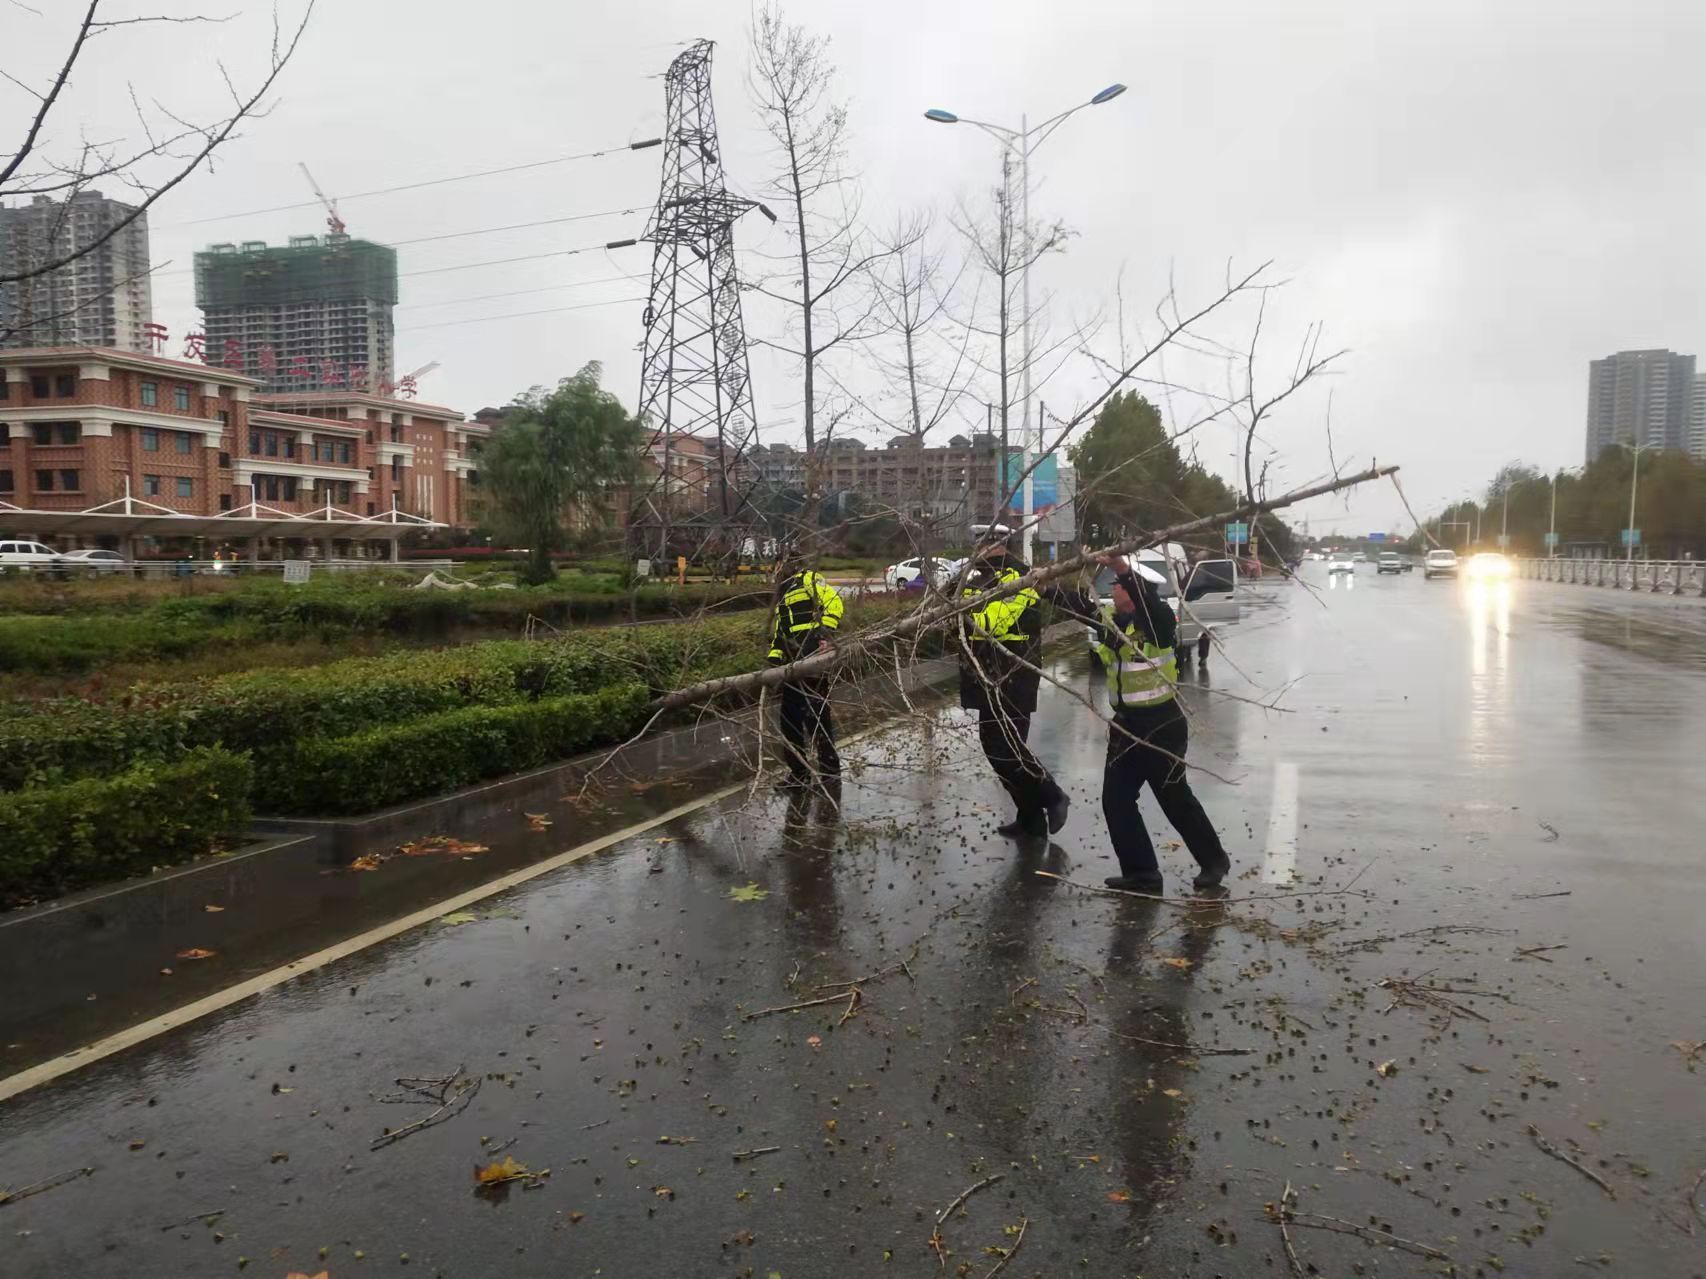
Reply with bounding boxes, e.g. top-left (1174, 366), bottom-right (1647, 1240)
top-left (477, 363), bottom-right (644, 584)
